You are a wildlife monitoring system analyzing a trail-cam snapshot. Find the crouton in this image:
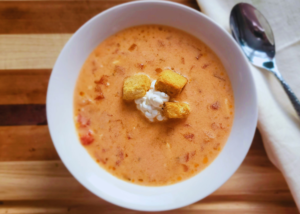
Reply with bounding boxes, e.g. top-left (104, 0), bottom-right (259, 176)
top-left (163, 102), bottom-right (190, 118)
top-left (155, 70), bottom-right (187, 97)
top-left (123, 74), bottom-right (151, 101)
